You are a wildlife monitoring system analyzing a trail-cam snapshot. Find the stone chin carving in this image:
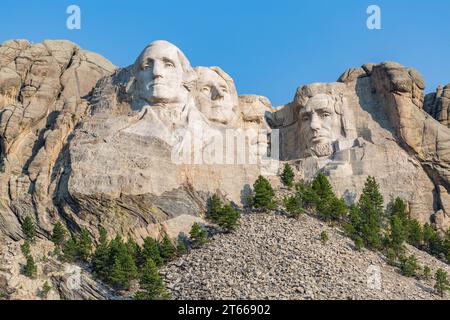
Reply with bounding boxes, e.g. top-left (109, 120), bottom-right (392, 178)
top-left (194, 66), bottom-right (239, 125)
top-left (298, 93), bottom-right (354, 158)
